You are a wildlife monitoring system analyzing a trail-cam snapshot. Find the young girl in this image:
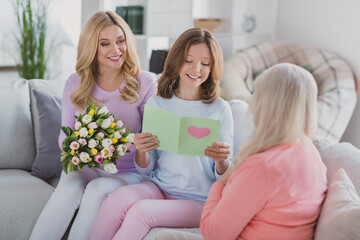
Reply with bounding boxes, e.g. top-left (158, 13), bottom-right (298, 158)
top-left (201, 63), bottom-right (328, 240)
top-left (90, 28), bottom-right (234, 240)
top-left (30, 11), bottom-right (156, 240)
